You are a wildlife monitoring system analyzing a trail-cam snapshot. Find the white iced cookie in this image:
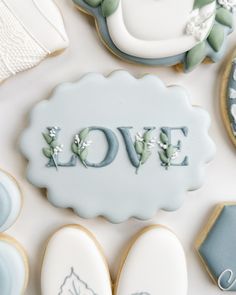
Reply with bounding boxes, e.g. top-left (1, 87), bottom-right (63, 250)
top-left (41, 225), bottom-right (112, 295)
top-left (0, 0), bottom-right (69, 82)
top-left (0, 170), bottom-right (22, 232)
top-left (0, 234), bottom-right (29, 295)
top-left (115, 225), bottom-right (188, 295)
